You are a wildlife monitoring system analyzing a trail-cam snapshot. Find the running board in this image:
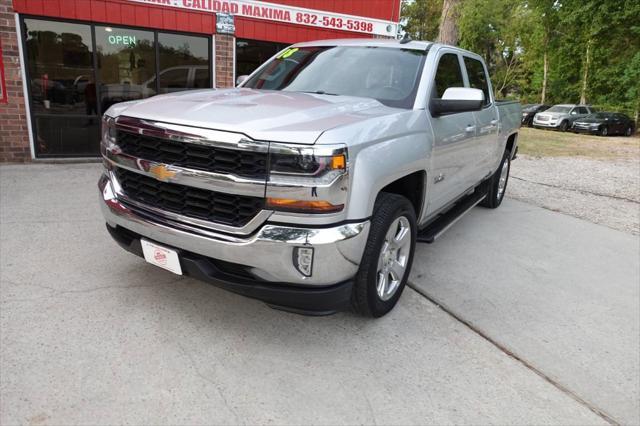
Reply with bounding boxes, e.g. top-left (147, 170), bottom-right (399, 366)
top-left (417, 191), bottom-right (487, 243)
